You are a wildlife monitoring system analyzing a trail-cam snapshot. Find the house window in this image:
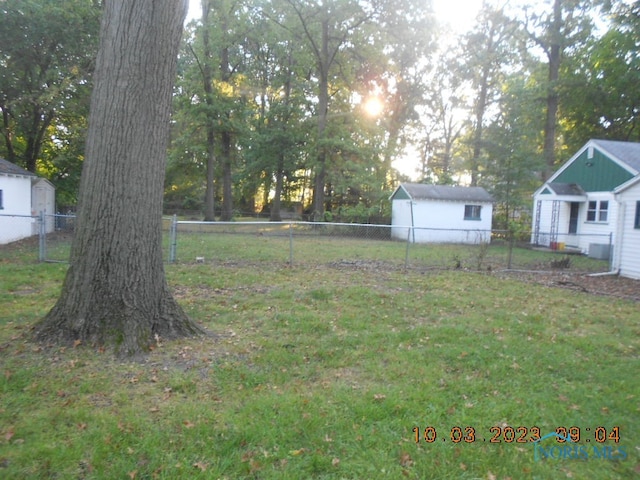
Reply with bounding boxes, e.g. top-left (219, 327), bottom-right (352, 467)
top-left (599, 201), bottom-right (608, 221)
top-left (464, 205), bottom-right (481, 220)
top-left (586, 200), bottom-right (608, 222)
top-left (635, 201), bottom-right (640, 229)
